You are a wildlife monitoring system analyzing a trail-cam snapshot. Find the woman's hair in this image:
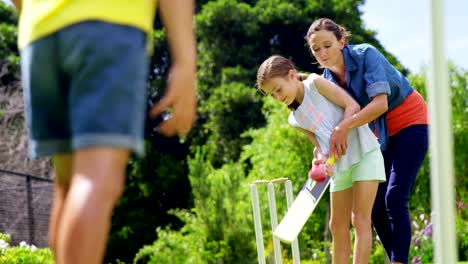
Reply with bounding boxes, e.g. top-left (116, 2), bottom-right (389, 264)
top-left (256, 55), bottom-right (308, 91)
top-left (306, 18), bottom-right (352, 45)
